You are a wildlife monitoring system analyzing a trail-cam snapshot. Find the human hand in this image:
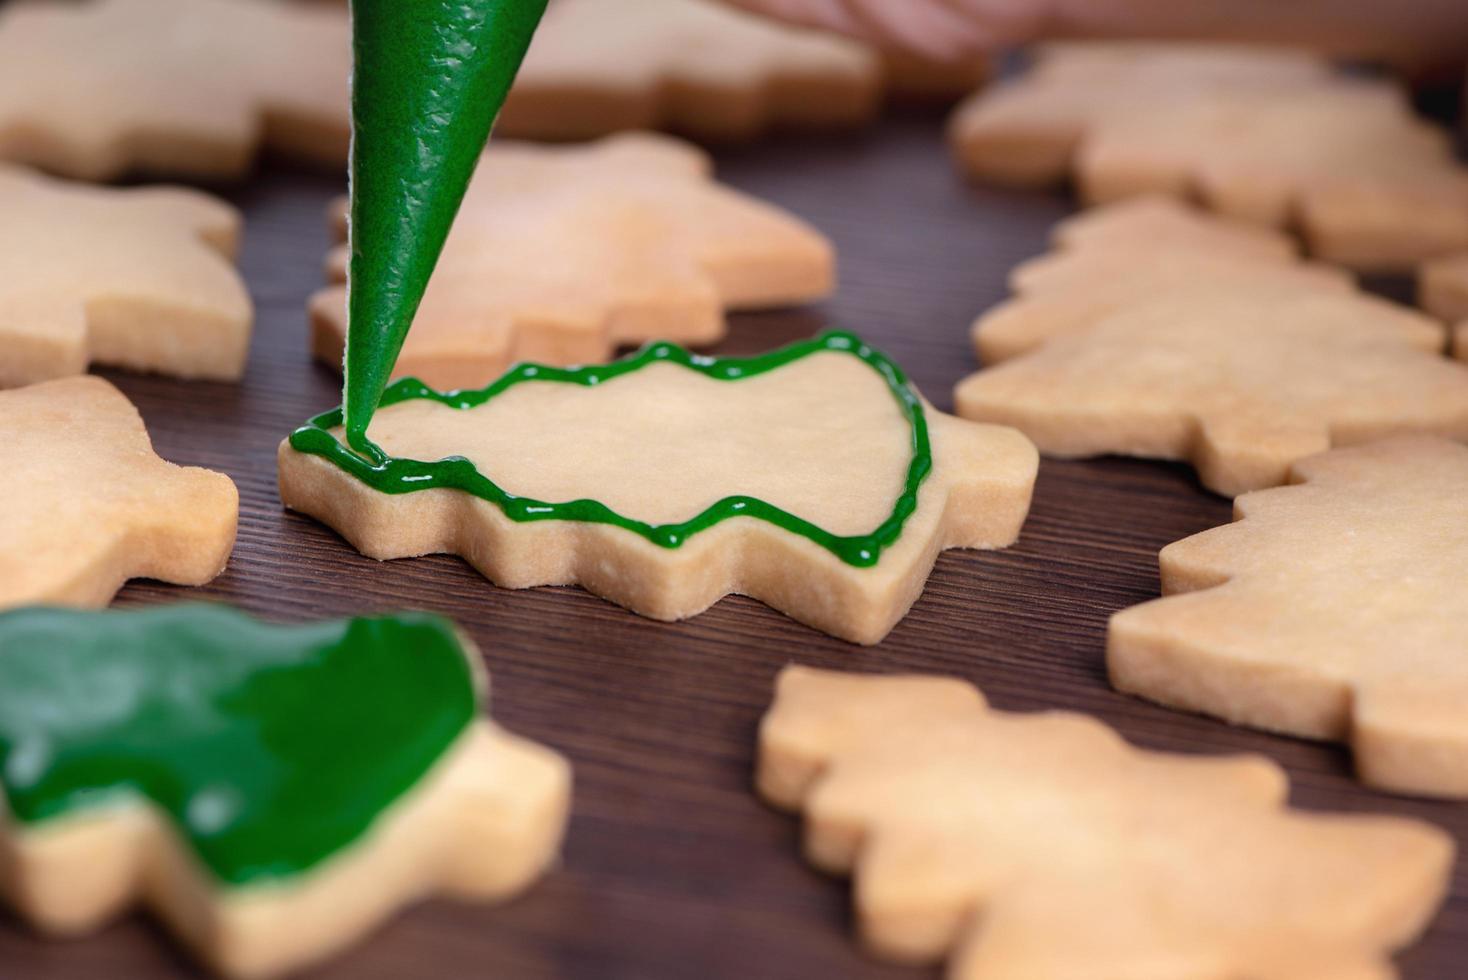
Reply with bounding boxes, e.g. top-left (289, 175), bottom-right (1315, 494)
top-left (721, 0), bottom-right (1468, 70)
